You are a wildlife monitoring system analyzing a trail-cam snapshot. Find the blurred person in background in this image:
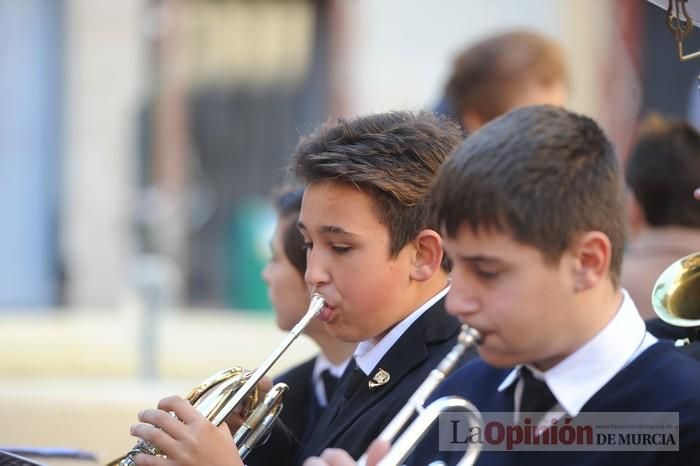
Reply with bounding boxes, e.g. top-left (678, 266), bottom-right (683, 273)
top-left (622, 115), bottom-right (700, 322)
top-left (436, 30), bottom-right (568, 133)
top-left (245, 187), bottom-right (356, 465)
